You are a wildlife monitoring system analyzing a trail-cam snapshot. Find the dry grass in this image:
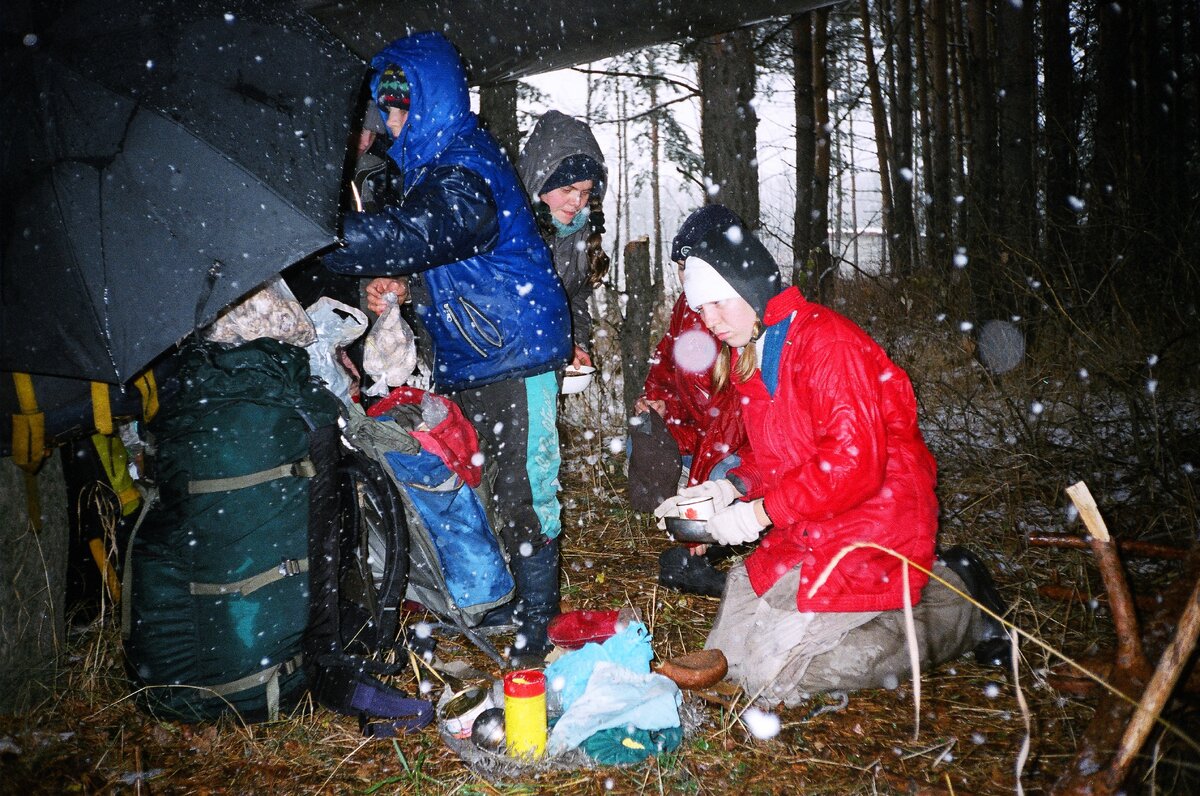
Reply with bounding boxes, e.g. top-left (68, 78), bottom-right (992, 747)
top-left (3, 277), bottom-right (1199, 794)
